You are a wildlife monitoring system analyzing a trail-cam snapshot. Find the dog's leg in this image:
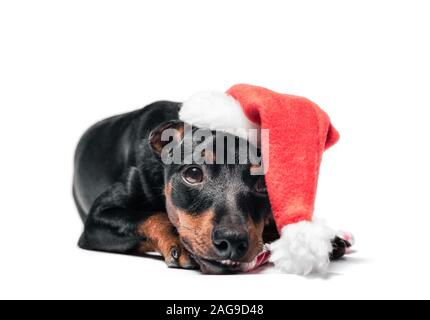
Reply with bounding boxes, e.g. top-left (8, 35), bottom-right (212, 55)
top-left (79, 167), bottom-right (197, 269)
top-left (136, 213), bottom-right (197, 269)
